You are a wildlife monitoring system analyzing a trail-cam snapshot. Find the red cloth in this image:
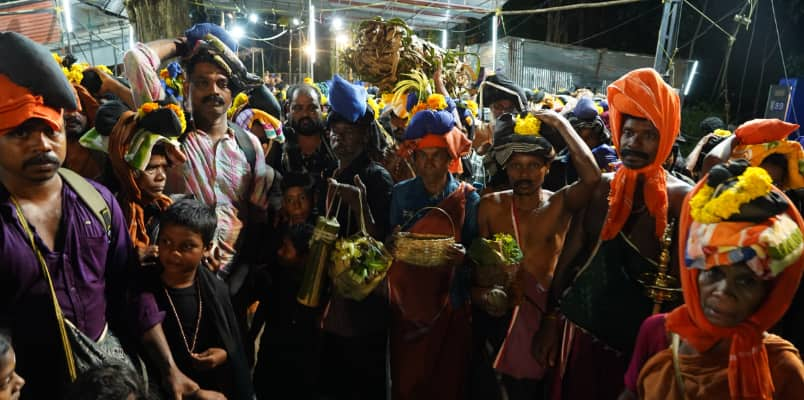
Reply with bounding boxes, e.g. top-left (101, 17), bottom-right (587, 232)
top-left (734, 118), bottom-right (800, 145)
top-left (666, 181), bottom-right (804, 399)
top-left (388, 183), bottom-right (473, 400)
top-left (0, 74), bottom-right (63, 135)
top-left (493, 270), bottom-right (549, 379)
top-left (624, 313), bottom-right (669, 392)
top-left (602, 68), bottom-right (680, 240)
